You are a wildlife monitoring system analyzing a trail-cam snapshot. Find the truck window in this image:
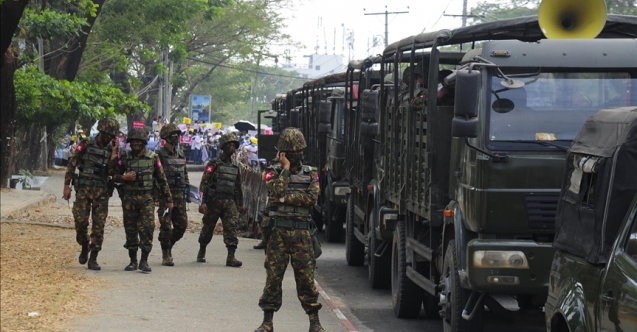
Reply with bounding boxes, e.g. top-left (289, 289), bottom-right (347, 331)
top-left (489, 73), bottom-right (635, 142)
